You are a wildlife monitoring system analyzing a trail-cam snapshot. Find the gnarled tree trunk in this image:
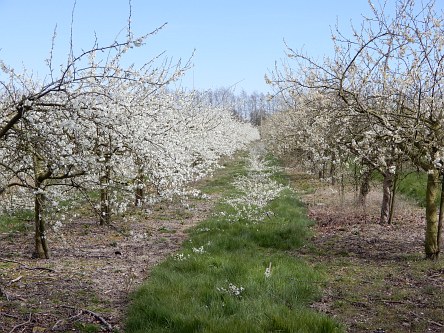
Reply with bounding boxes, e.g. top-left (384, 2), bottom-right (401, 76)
top-left (380, 171), bottom-right (394, 224)
top-left (135, 186), bottom-right (143, 207)
top-left (33, 155), bottom-right (50, 259)
top-left (134, 164), bottom-right (144, 207)
top-left (34, 186), bottom-right (49, 259)
top-left (425, 170), bottom-right (440, 259)
top-left (387, 171), bottom-right (398, 225)
top-left (99, 153), bottom-right (111, 225)
top-left (358, 168), bottom-right (371, 206)
top-left (437, 174), bottom-right (444, 255)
